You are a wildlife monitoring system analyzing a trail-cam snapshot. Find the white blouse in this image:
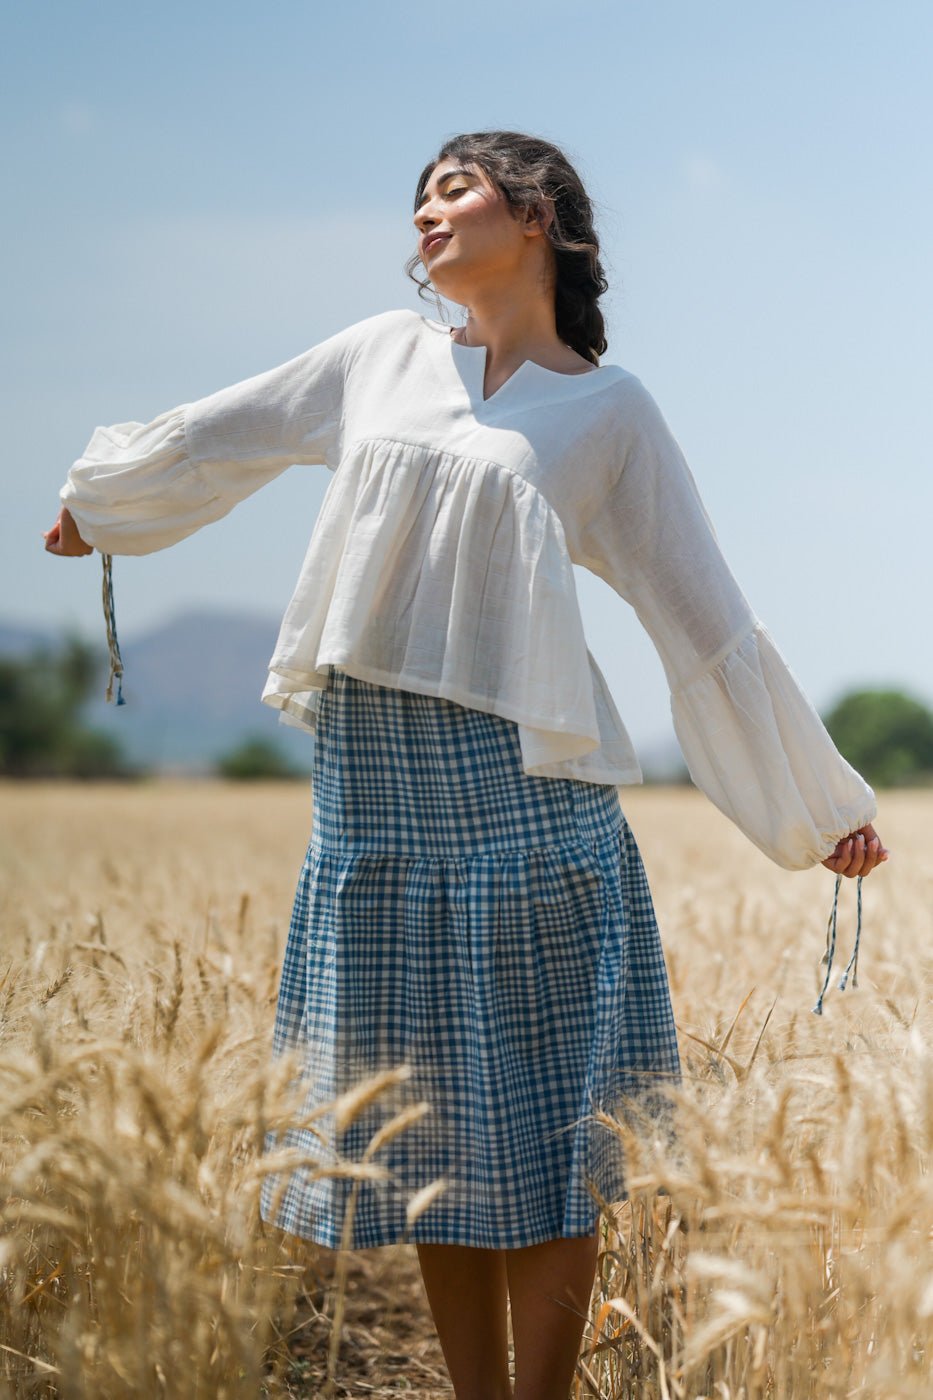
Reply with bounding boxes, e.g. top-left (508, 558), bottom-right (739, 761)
top-left (60, 307), bottom-right (876, 870)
